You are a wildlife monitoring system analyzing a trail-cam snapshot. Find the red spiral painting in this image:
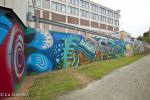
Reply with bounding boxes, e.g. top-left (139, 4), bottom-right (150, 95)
top-left (0, 23), bottom-right (24, 98)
